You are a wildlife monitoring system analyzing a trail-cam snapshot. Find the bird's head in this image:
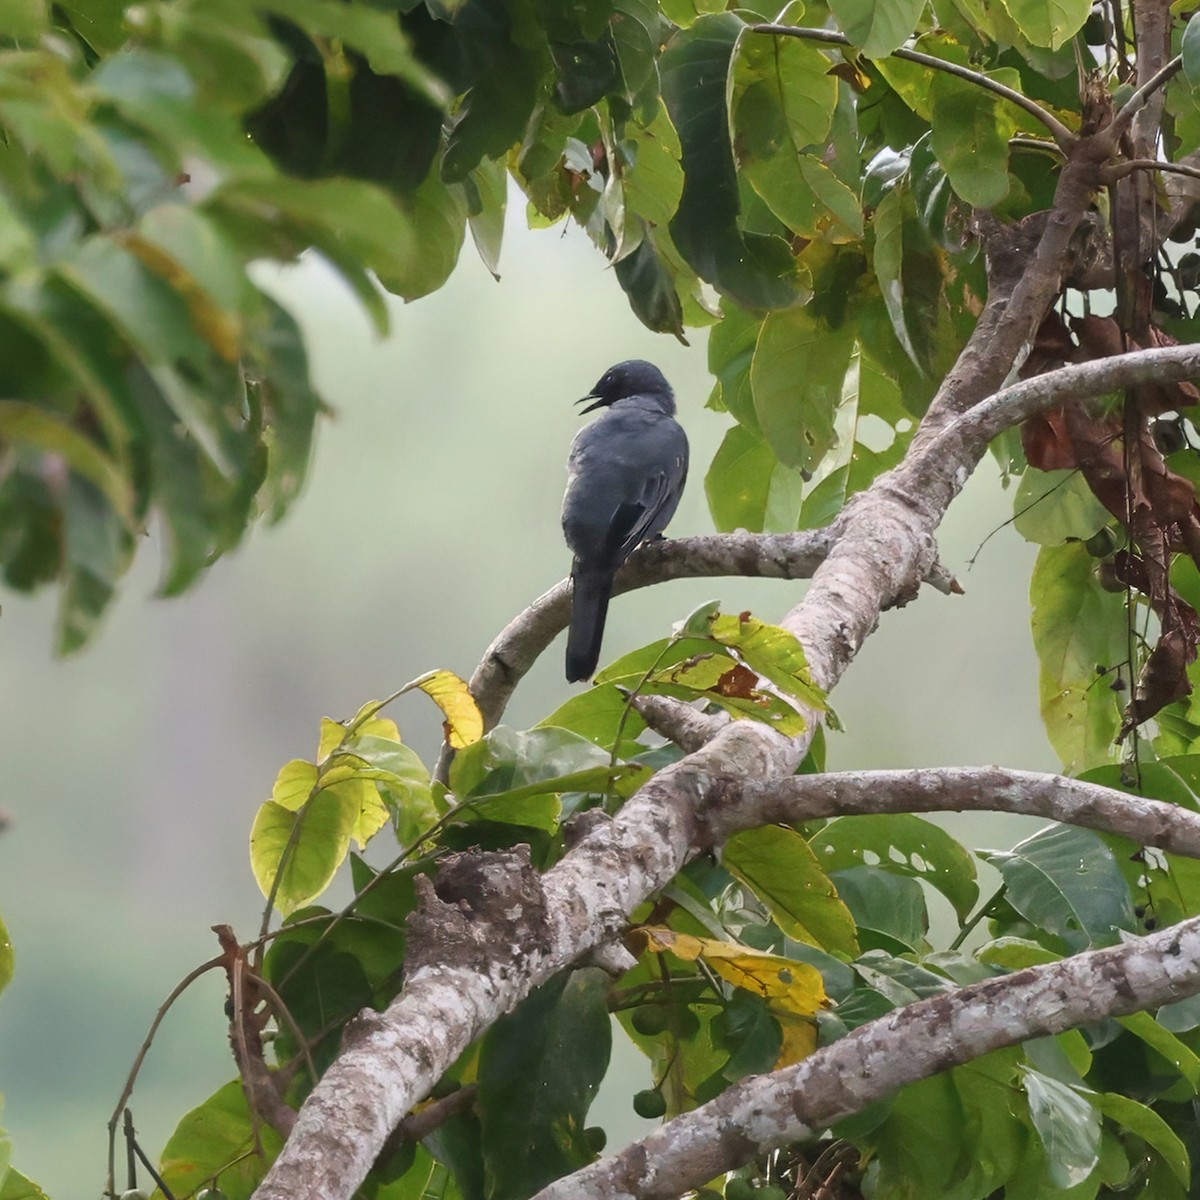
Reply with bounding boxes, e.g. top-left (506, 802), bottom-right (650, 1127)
top-left (578, 360), bottom-right (674, 414)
